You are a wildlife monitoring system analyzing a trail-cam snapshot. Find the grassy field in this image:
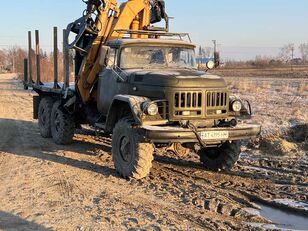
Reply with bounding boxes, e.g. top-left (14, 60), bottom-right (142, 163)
top-left (211, 65), bottom-right (308, 79)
